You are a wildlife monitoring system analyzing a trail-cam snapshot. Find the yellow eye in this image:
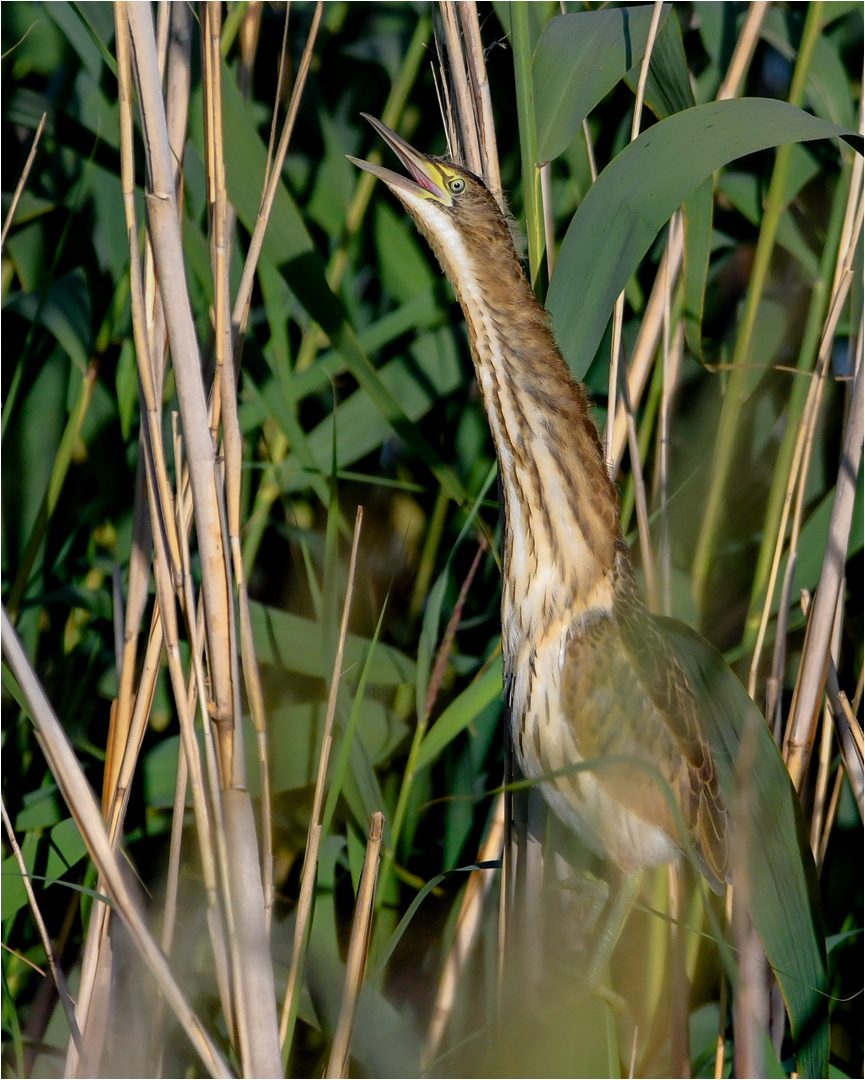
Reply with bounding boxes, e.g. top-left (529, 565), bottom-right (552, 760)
top-left (449, 177), bottom-right (465, 194)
